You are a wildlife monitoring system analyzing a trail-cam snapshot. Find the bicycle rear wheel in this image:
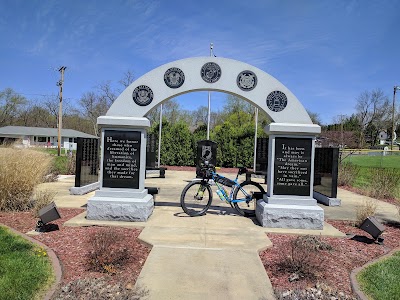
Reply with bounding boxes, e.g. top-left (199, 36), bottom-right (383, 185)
top-left (233, 181), bottom-right (265, 217)
top-left (180, 181), bottom-right (213, 216)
